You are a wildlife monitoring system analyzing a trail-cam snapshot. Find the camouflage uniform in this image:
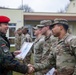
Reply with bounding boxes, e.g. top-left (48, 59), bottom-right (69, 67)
top-left (33, 20), bottom-right (57, 75)
top-left (15, 28), bottom-right (22, 50)
top-left (34, 36), bottom-right (44, 63)
top-left (21, 33), bottom-right (32, 45)
top-left (51, 33), bottom-right (76, 75)
top-left (34, 36), bottom-right (44, 75)
top-left (0, 16), bottom-right (29, 75)
top-left (49, 19), bottom-right (76, 75)
top-left (0, 32), bottom-right (28, 75)
top-left (34, 33), bottom-right (76, 75)
top-left (33, 25), bottom-right (45, 75)
top-left (34, 34), bottom-right (57, 74)
top-left (15, 33), bottom-right (22, 50)
top-left (21, 28), bottom-right (32, 66)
